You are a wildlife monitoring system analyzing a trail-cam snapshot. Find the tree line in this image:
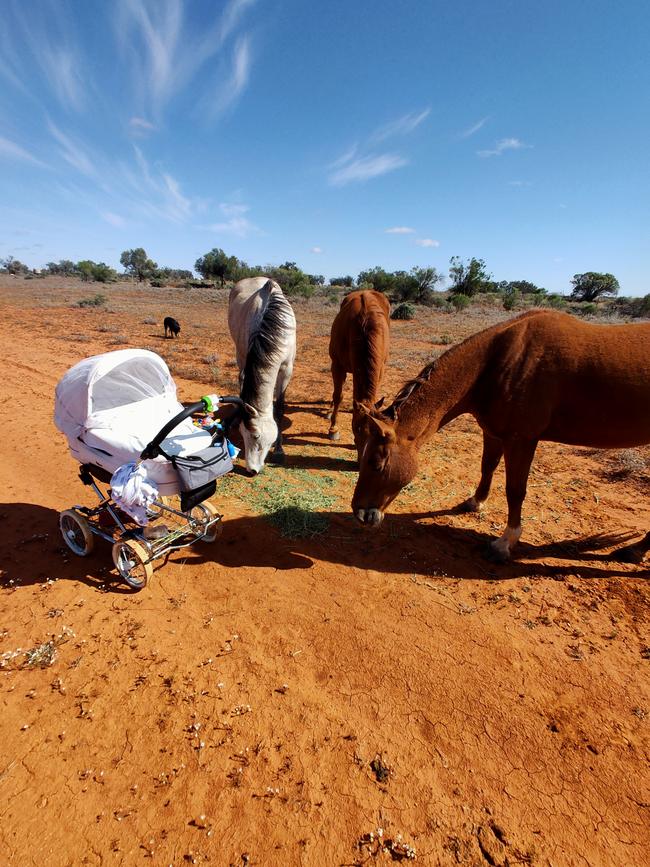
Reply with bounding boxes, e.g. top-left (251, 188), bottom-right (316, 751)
top-left (0, 248), bottom-right (622, 305)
